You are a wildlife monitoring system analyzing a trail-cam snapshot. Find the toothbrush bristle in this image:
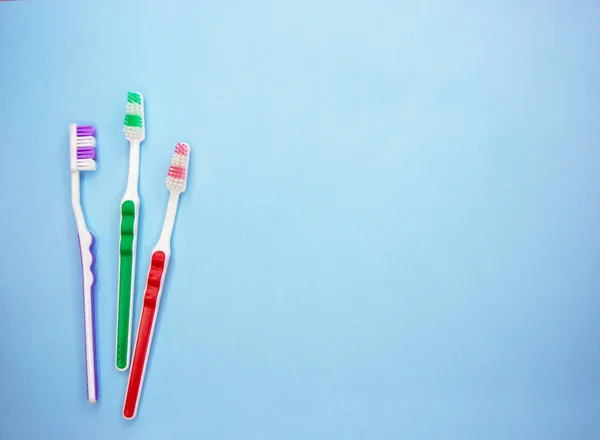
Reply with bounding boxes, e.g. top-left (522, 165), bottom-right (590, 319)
top-left (77, 147), bottom-right (96, 160)
top-left (76, 125), bottom-right (97, 171)
top-left (77, 125), bottom-right (95, 137)
top-left (127, 92), bottom-right (142, 104)
top-left (166, 142), bottom-right (190, 192)
top-left (124, 92), bottom-right (145, 141)
top-left (174, 142), bottom-right (189, 156)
